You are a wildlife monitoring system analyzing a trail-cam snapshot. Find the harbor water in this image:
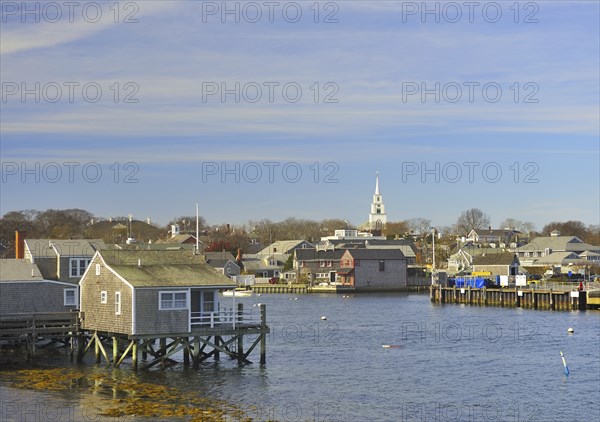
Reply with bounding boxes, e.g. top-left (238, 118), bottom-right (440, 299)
top-left (1, 293), bottom-right (599, 421)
